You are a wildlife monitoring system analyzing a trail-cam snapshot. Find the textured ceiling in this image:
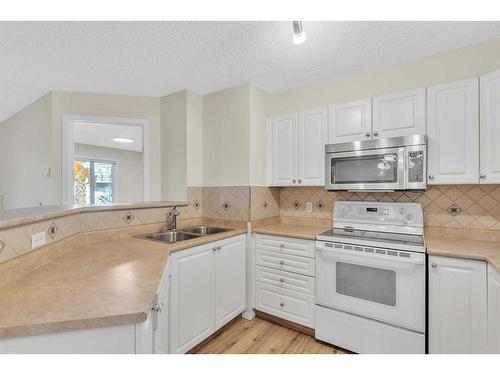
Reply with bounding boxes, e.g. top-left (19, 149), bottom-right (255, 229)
top-left (1, 21), bottom-right (500, 122)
